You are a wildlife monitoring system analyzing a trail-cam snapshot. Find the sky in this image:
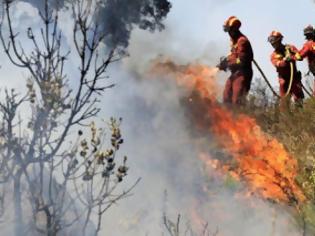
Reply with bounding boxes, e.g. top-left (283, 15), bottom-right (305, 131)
top-left (1, 0), bottom-right (315, 235)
